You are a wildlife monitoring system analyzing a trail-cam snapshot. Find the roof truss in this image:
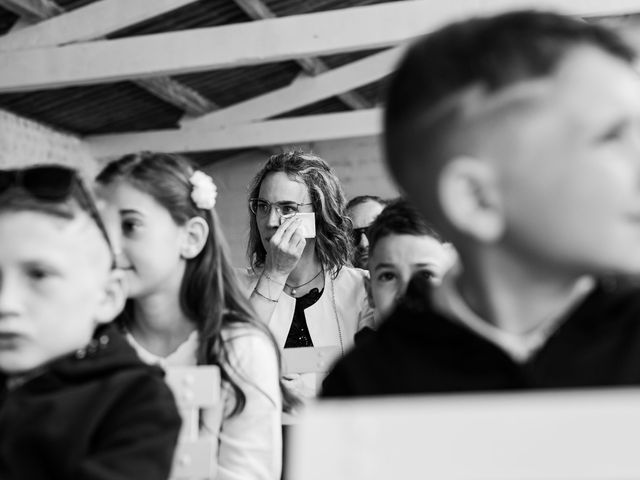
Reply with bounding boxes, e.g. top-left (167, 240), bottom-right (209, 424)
top-left (1, 0), bottom-right (639, 157)
top-left (0, 0), bottom-right (218, 116)
top-left (1, 0), bottom-right (638, 93)
top-left (231, 0), bottom-right (372, 110)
